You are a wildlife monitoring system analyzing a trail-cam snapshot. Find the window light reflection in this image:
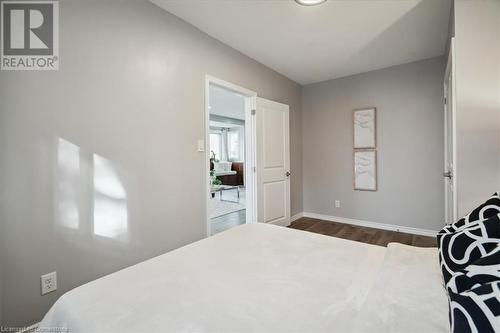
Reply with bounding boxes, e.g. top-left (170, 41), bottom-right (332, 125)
top-left (93, 154), bottom-right (128, 241)
top-left (56, 138), bottom-right (80, 229)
